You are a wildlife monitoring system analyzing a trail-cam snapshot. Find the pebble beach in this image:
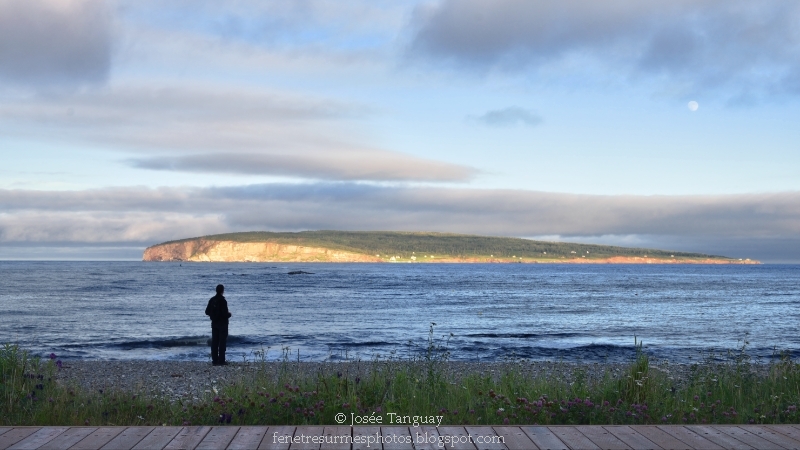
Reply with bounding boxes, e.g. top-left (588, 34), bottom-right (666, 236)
top-left (53, 359), bottom-right (701, 404)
